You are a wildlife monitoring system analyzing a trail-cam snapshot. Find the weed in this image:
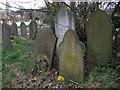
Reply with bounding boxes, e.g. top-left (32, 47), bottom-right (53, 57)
top-left (88, 60), bottom-right (117, 88)
top-left (2, 37), bottom-right (34, 88)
